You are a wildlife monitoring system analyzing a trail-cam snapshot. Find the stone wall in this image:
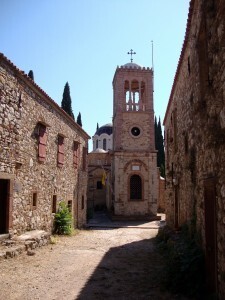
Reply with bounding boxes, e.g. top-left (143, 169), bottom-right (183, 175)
top-left (113, 151), bottom-right (158, 216)
top-left (163, 0), bottom-right (225, 297)
top-left (87, 151), bottom-right (112, 211)
top-left (0, 53), bottom-right (89, 235)
top-left (158, 176), bottom-right (165, 212)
